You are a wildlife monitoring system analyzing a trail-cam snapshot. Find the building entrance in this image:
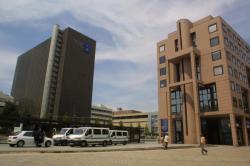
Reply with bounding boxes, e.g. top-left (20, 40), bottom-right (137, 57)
top-left (201, 117), bottom-right (232, 145)
top-left (173, 119), bottom-right (184, 144)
